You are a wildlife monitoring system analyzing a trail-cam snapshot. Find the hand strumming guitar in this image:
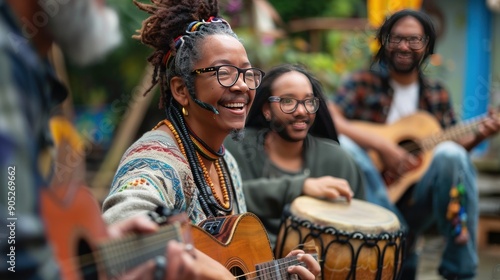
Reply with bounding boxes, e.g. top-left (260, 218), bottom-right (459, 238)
top-left (374, 139), bottom-right (420, 187)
